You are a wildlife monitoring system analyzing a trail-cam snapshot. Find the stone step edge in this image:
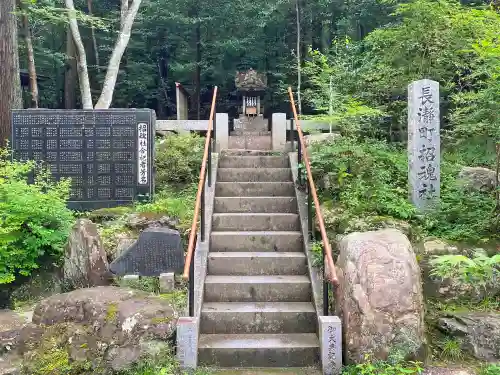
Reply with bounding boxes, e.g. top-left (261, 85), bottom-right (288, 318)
top-left (198, 333), bottom-right (319, 349)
